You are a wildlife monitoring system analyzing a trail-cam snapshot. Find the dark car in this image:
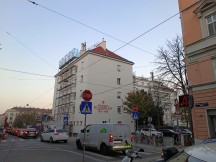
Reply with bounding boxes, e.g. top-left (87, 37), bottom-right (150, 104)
top-left (22, 128), bottom-right (39, 139)
top-left (159, 129), bottom-right (180, 144)
top-left (17, 129), bottom-right (27, 138)
top-left (0, 127), bottom-right (3, 138)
